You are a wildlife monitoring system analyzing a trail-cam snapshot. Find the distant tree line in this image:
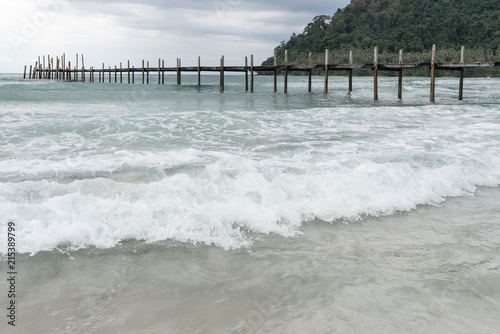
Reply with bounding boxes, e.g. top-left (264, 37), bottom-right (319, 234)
top-left (262, 0), bottom-right (499, 75)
